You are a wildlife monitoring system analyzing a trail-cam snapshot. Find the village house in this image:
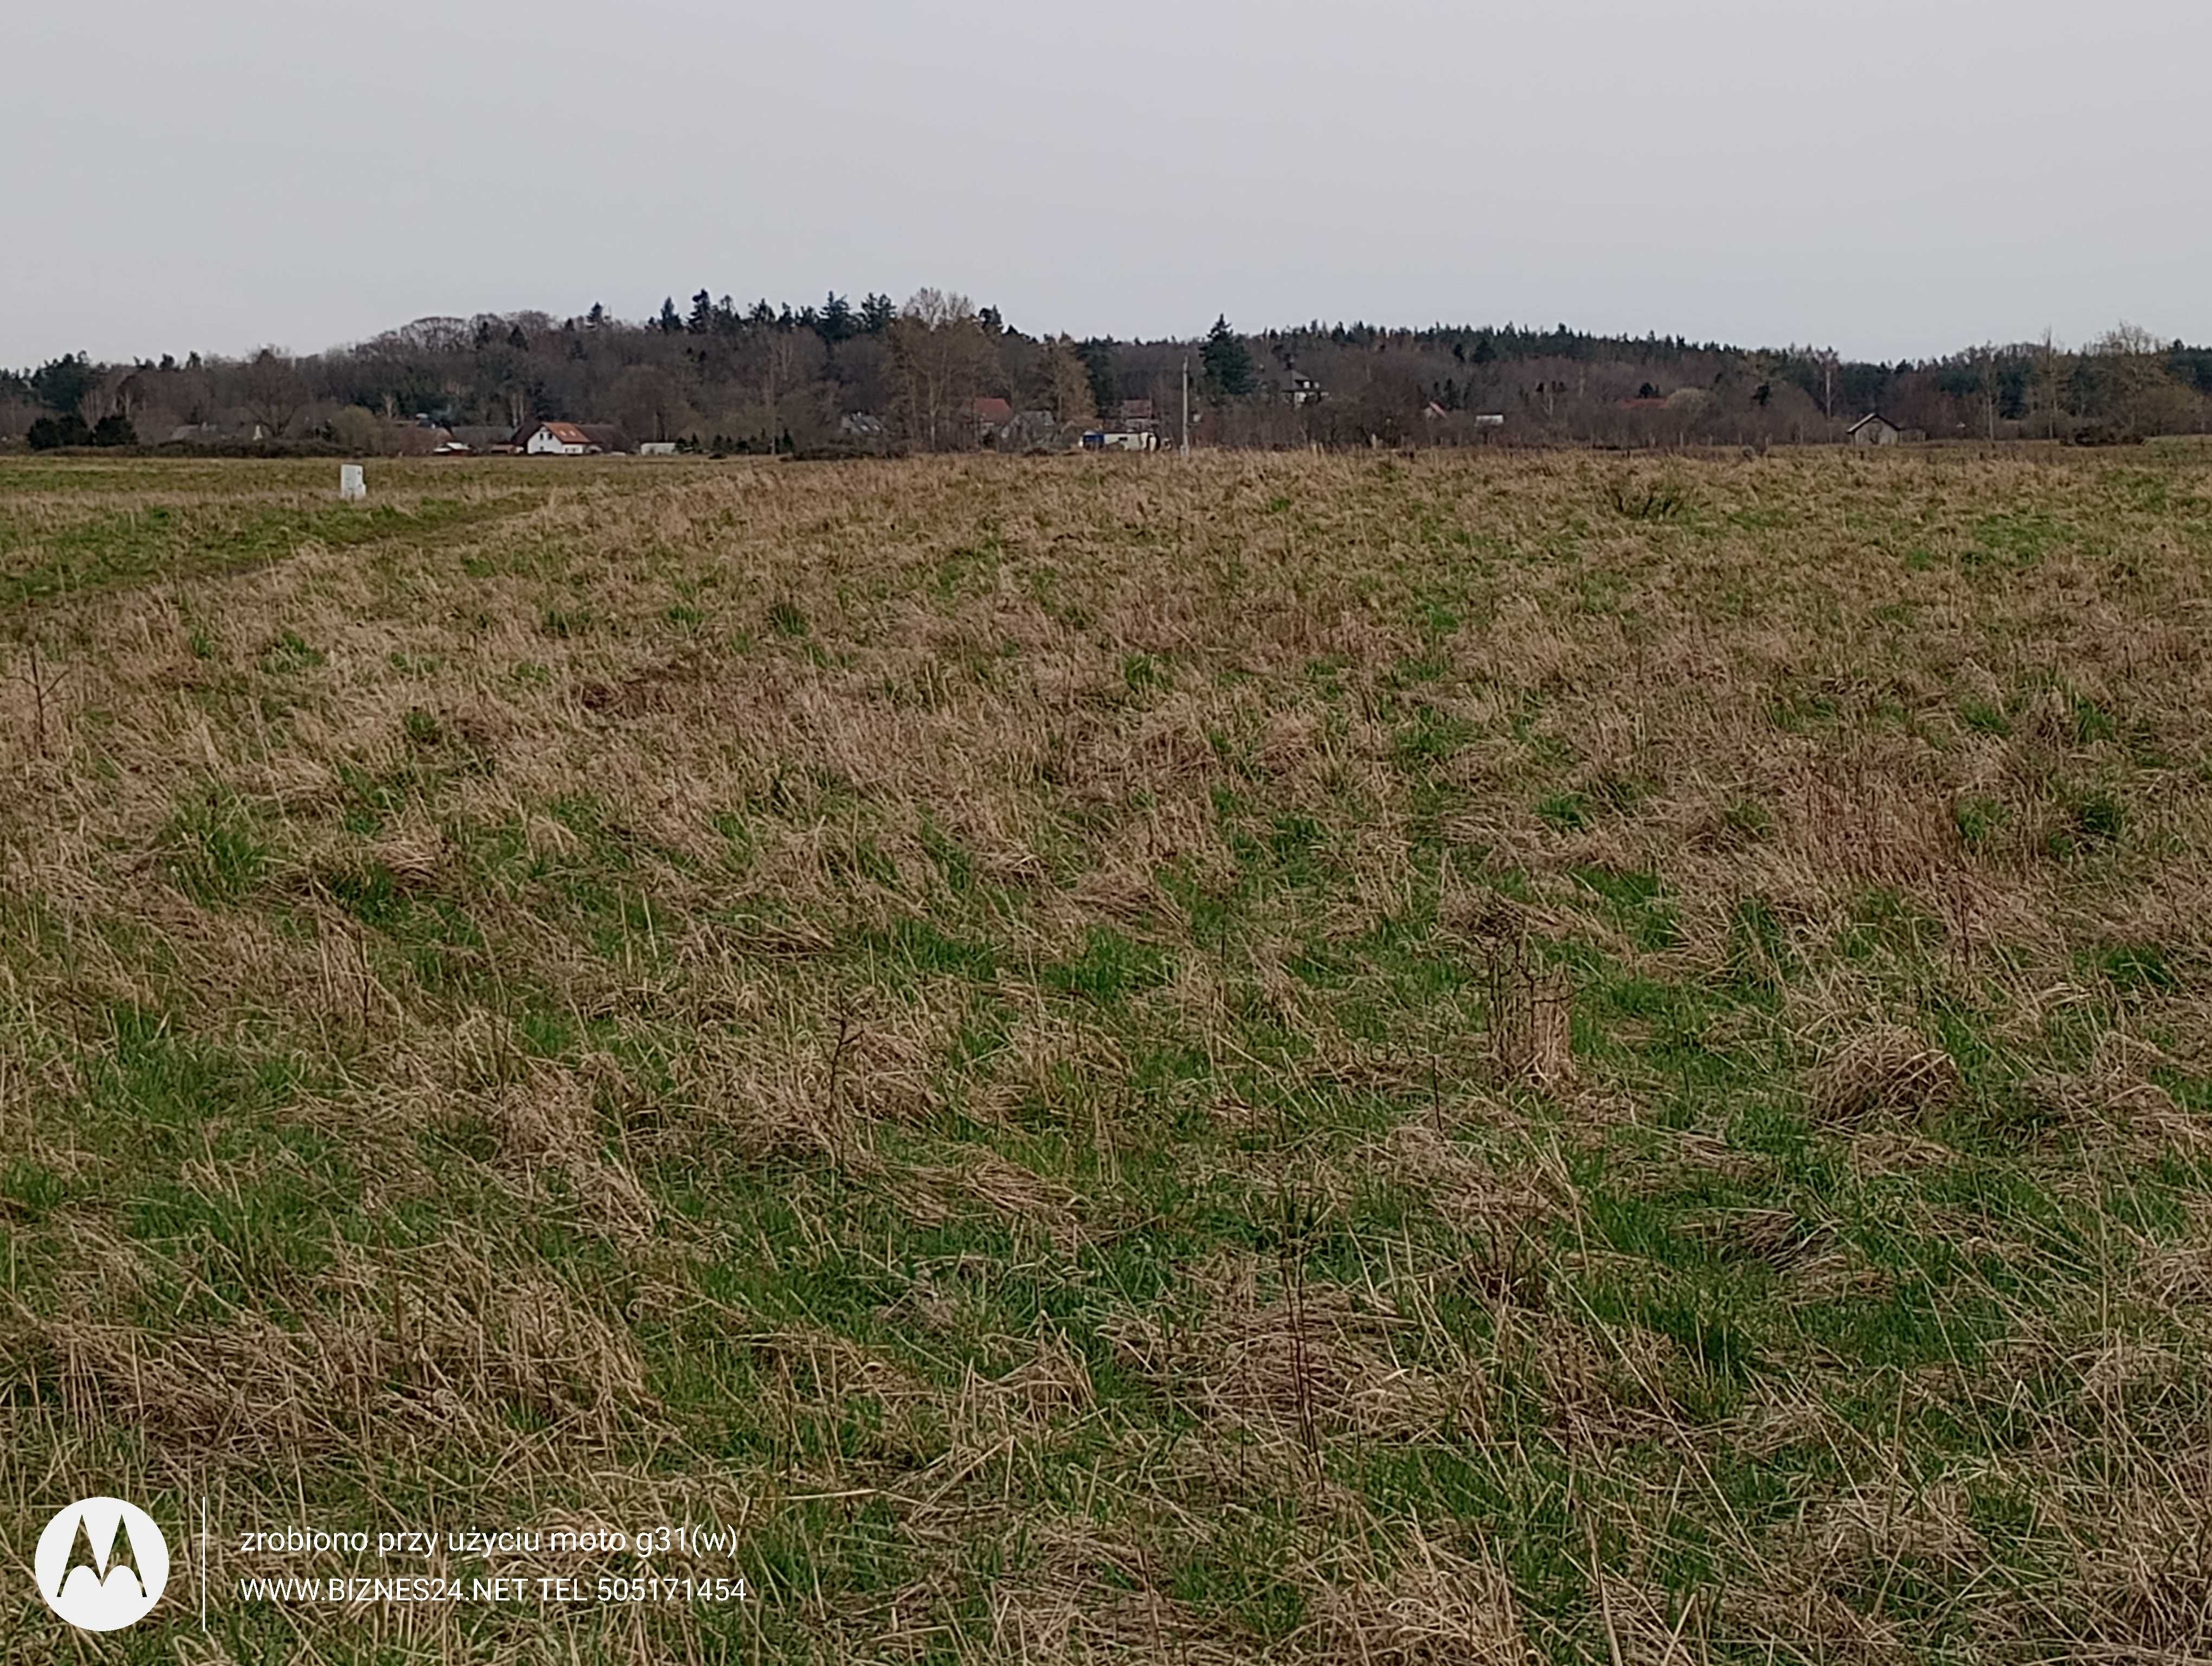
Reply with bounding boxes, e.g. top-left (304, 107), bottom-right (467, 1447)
top-left (1849, 412), bottom-right (1902, 447)
top-left (517, 420), bottom-right (598, 454)
top-left (838, 413), bottom-right (892, 453)
top-left (995, 409), bottom-right (1063, 452)
top-left (513, 420), bottom-right (629, 454)
top-left (973, 397), bottom-right (1015, 441)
